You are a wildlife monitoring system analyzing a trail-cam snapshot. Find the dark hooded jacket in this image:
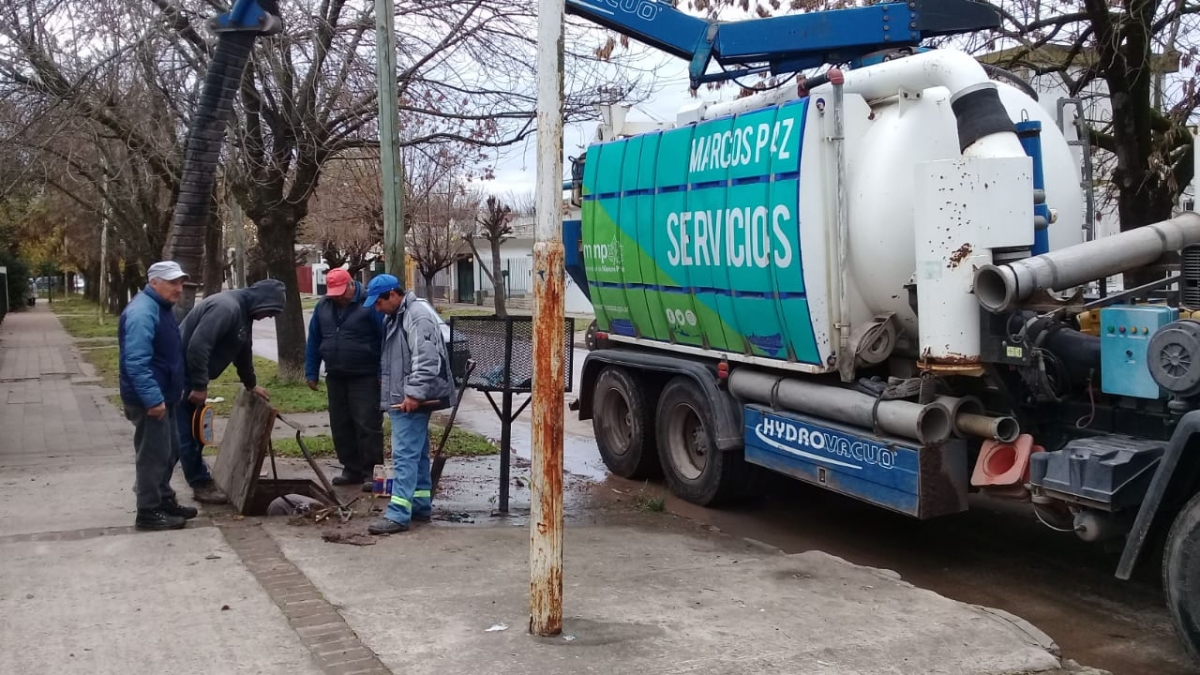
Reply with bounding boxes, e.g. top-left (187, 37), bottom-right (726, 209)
top-left (180, 279), bottom-right (286, 391)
